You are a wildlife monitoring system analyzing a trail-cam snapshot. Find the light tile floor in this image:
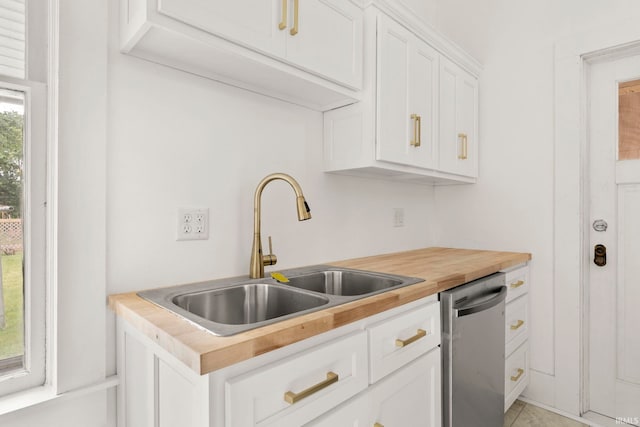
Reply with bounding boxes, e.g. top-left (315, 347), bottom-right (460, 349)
top-left (505, 400), bottom-right (589, 427)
